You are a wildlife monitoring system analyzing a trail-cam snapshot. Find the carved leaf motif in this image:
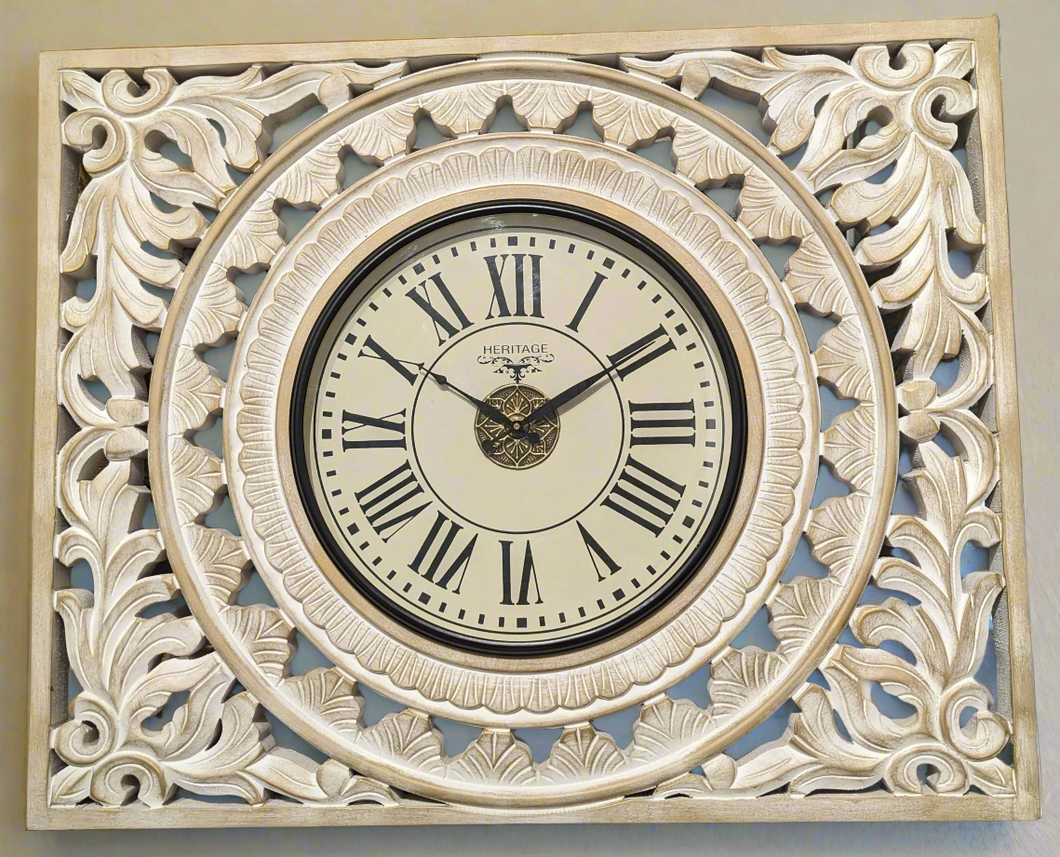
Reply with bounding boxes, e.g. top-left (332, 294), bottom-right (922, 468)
top-left (784, 233), bottom-right (854, 317)
top-left (539, 724), bottom-right (627, 783)
top-left (50, 433), bottom-right (242, 807)
top-left (124, 654), bottom-right (223, 737)
top-left (224, 604), bottom-right (293, 680)
top-left (652, 755), bottom-right (736, 798)
top-left (783, 684), bottom-right (885, 795)
top-left (670, 118), bottom-right (750, 186)
top-left (629, 42), bottom-right (983, 384)
top-left (58, 61), bottom-right (398, 432)
top-left (506, 80), bottom-right (589, 131)
top-left (273, 144), bottom-right (345, 207)
top-left (630, 696), bottom-right (716, 763)
top-left (151, 657), bottom-right (234, 760)
top-left (165, 691), bottom-right (271, 803)
top-left (708, 647), bottom-right (784, 718)
top-left (449, 730), bottom-right (536, 786)
top-left (590, 90), bottom-right (674, 148)
top-left (359, 711), bottom-right (445, 777)
top-left (246, 751), bottom-right (399, 805)
top-left (805, 493), bottom-right (870, 582)
top-left (170, 438), bottom-right (224, 520)
top-left (224, 205), bottom-right (285, 274)
top-left (188, 270), bottom-right (245, 348)
top-left (172, 347), bottom-right (223, 436)
top-left (184, 525), bottom-right (249, 606)
top-left (340, 101), bottom-right (417, 163)
top-left (738, 168), bottom-right (803, 243)
top-left (423, 83), bottom-right (506, 135)
top-left (769, 576), bottom-right (837, 657)
top-left (822, 403), bottom-right (876, 493)
top-left (285, 669), bottom-right (365, 738)
top-left (49, 764), bottom-right (94, 806)
top-left (967, 757), bottom-right (1017, 797)
top-left (816, 318), bottom-right (873, 401)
